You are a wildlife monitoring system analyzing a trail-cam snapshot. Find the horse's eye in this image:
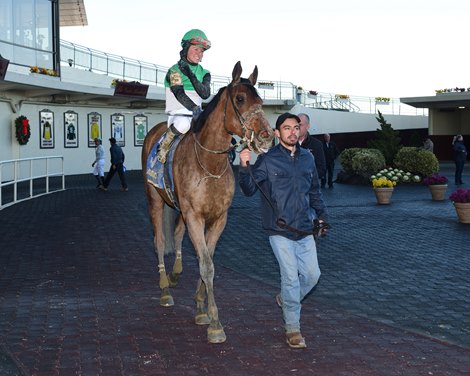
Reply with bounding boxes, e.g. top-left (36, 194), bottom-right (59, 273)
top-left (236, 94), bottom-right (246, 104)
